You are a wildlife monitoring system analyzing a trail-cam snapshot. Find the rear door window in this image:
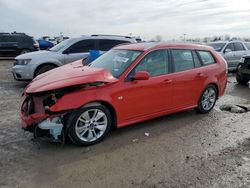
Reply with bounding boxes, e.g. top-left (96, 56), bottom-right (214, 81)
top-left (68, 39), bottom-right (96, 53)
top-left (233, 42), bottom-right (245, 51)
top-left (171, 49), bottom-right (195, 72)
top-left (197, 51), bottom-right (216, 65)
top-left (97, 39), bottom-right (128, 51)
